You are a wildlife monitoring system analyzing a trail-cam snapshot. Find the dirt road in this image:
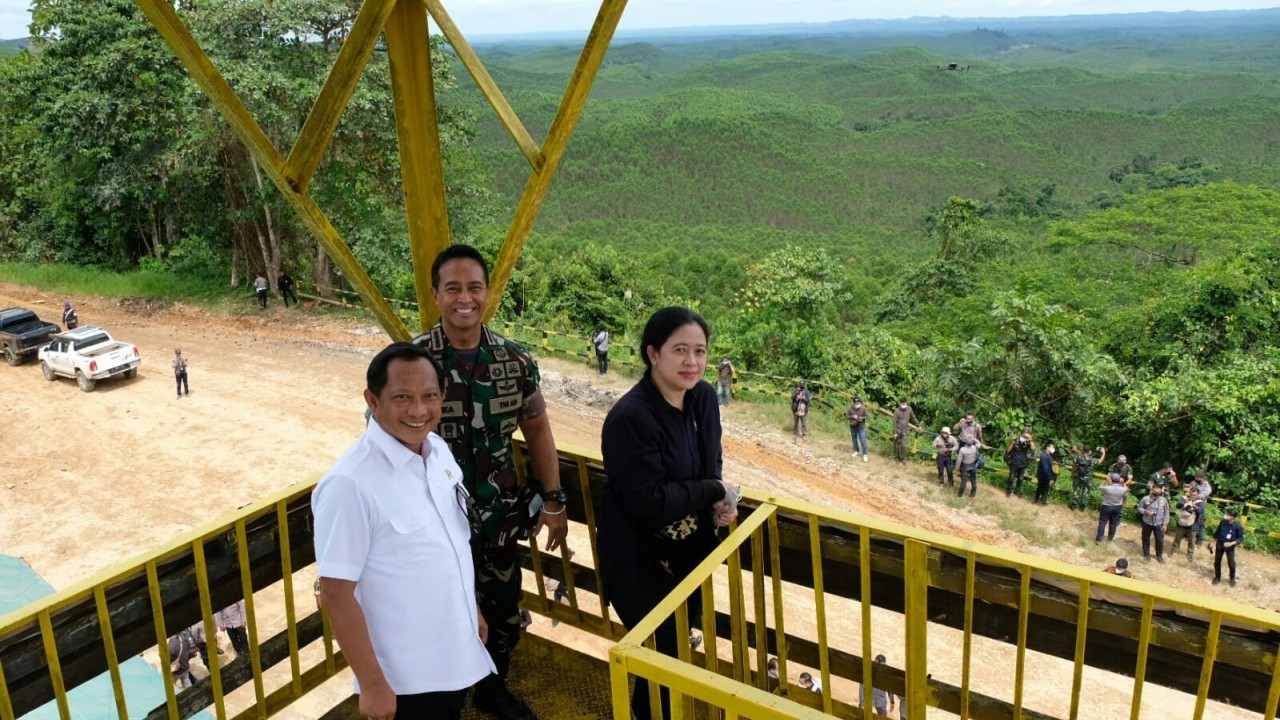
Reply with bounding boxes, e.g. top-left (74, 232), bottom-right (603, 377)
top-left (2, 282), bottom-right (1275, 718)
